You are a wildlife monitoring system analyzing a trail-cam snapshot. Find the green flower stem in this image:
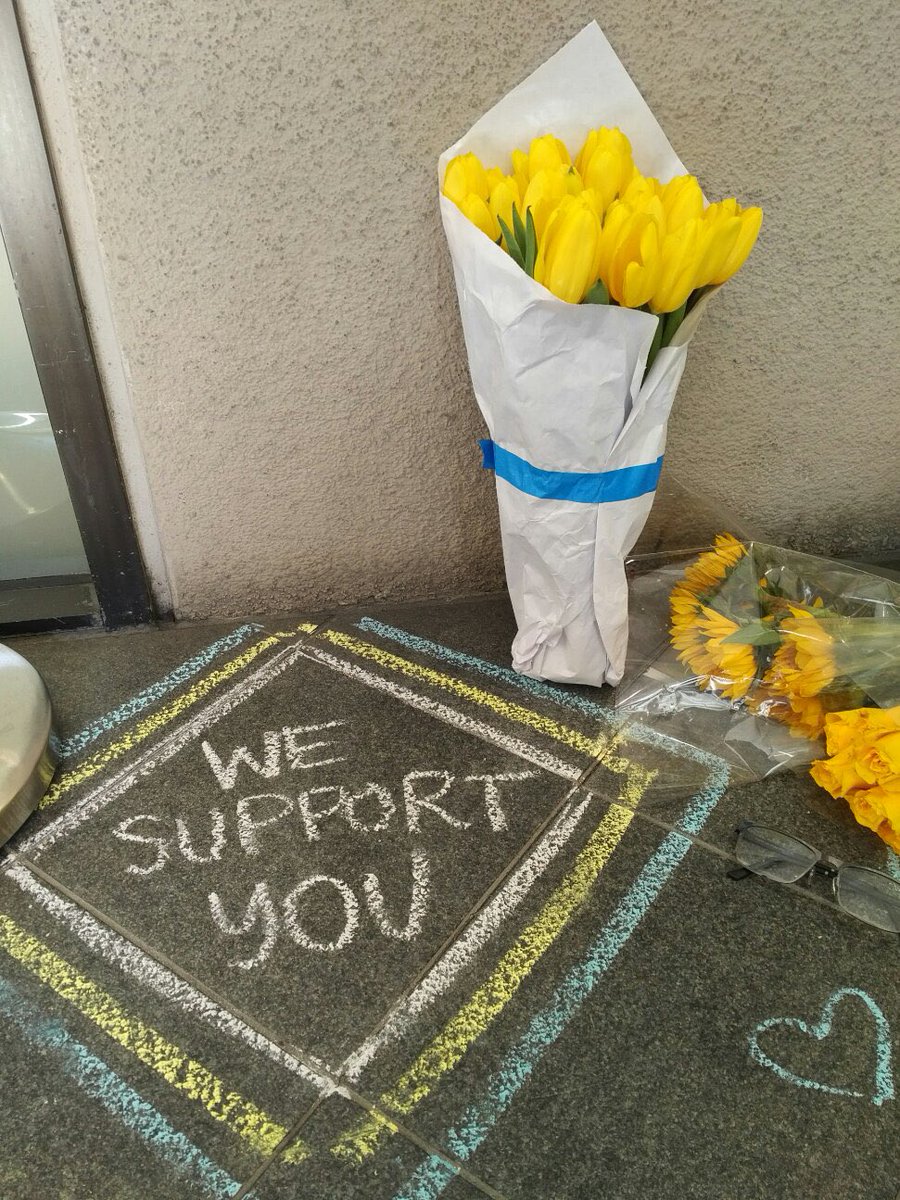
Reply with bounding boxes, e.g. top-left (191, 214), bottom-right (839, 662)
top-left (661, 300), bottom-right (688, 348)
top-left (644, 314), bottom-right (665, 376)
